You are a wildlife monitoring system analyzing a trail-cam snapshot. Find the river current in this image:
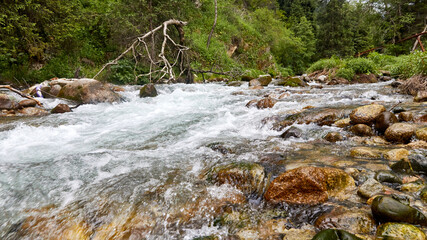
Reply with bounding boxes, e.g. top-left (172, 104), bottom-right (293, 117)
top-left (0, 82), bottom-right (415, 238)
